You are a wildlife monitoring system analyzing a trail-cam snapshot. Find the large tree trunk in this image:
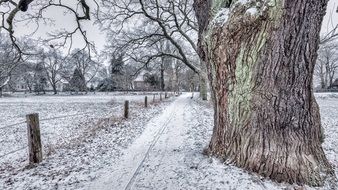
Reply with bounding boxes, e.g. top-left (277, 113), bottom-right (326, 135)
top-left (194, 0), bottom-right (335, 186)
